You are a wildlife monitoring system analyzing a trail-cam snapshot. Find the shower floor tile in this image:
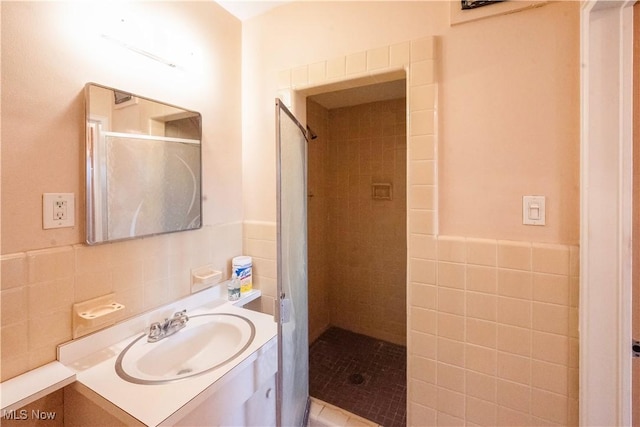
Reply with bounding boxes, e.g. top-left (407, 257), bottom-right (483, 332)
top-left (309, 327), bottom-right (406, 427)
